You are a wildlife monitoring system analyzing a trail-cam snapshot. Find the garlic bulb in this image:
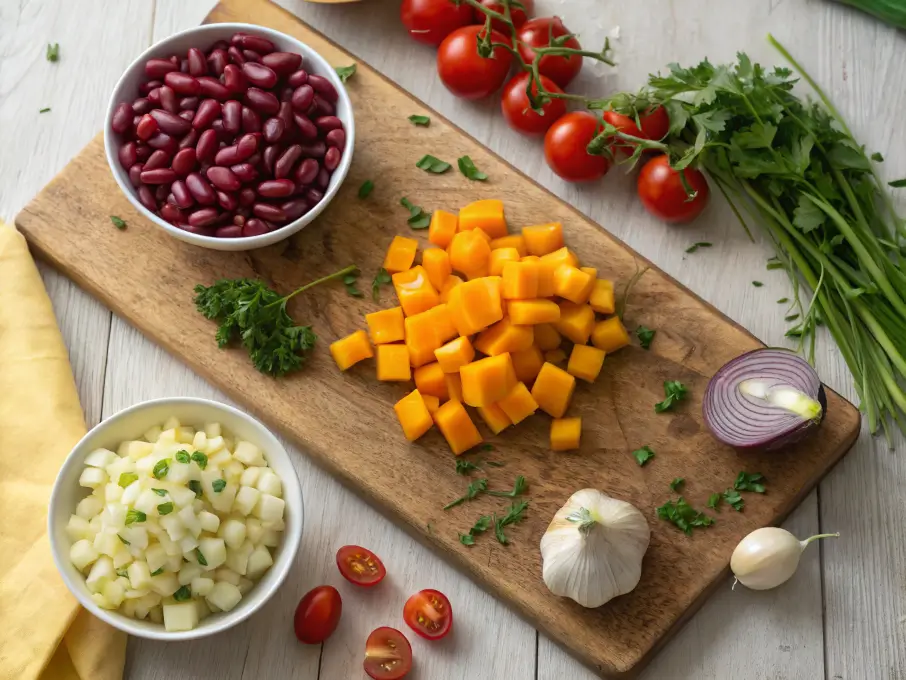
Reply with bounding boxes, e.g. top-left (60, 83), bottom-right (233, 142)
top-left (730, 527), bottom-right (839, 590)
top-left (540, 489), bottom-right (650, 608)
